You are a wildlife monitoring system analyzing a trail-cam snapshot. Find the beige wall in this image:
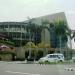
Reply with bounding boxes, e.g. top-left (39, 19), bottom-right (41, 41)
top-left (16, 47), bottom-right (25, 59)
top-left (41, 28), bottom-right (50, 45)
